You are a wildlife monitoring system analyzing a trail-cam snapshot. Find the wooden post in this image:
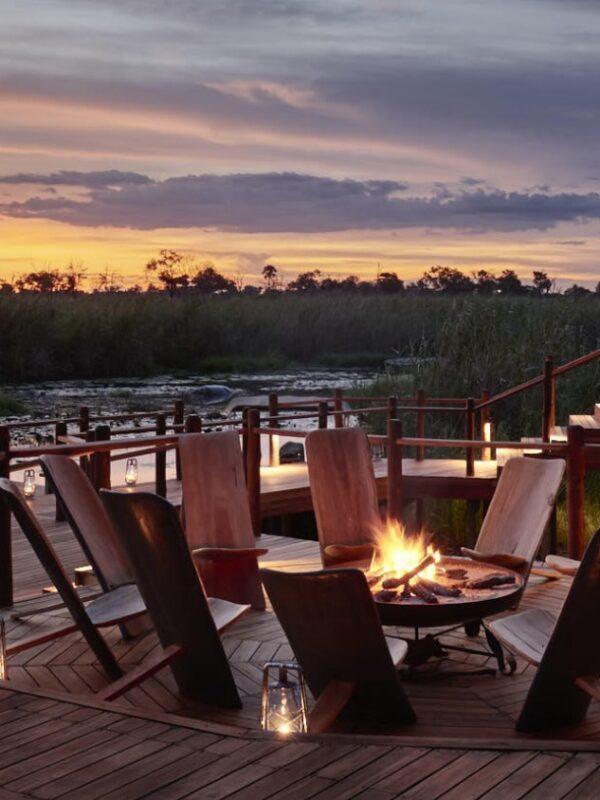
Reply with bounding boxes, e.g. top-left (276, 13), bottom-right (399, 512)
top-left (184, 414), bottom-right (202, 433)
top-left (542, 355), bottom-right (556, 442)
top-left (465, 397), bottom-right (475, 477)
top-left (241, 408), bottom-right (249, 481)
top-left (246, 408), bottom-right (261, 537)
top-left (268, 393), bottom-right (279, 467)
top-left (387, 395), bottom-right (397, 421)
top-left (567, 424), bottom-right (586, 559)
top-left (0, 426), bottom-right (13, 608)
top-left (95, 424), bottom-right (112, 491)
top-left (387, 419), bottom-right (403, 523)
top-left (174, 400), bottom-right (184, 480)
top-left (318, 401), bottom-right (328, 430)
top-left (416, 389), bottom-right (425, 462)
top-left (54, 421), bottom-right (67, 521)
top-left (79, 405), bottom-right (90, 476)
top-left (334, 389), bottom-right (344, 428)
top-left (155, 413), bottom-right (167, 497)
